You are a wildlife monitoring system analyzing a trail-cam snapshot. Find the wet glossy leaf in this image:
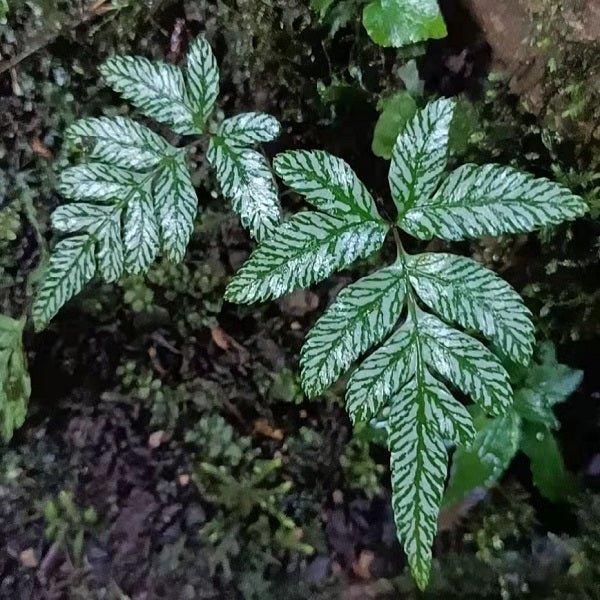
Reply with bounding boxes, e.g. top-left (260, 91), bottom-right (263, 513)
top-left (513, 342), bottom-right (583, 427)
top-left (401, 163), bottom-right (588, 240)
top-left (520, 421), bottom-right (576, 502)
top-left (225, 212), bottom-right (389, 304)
top-left (390, 97), bottom-right (454, 217)
top-left (186, 36), bottom-right (219, 131)
top-left (444, 408), bottom-right (521, 506)
top-left (363, 0), bottom-right (447, 48)
top-left (100, 55), bottom-right (196, 135)
top-left (310, 0), bottom-right (336, 19)
top-left (372, 91), bottom-right (417, 159)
